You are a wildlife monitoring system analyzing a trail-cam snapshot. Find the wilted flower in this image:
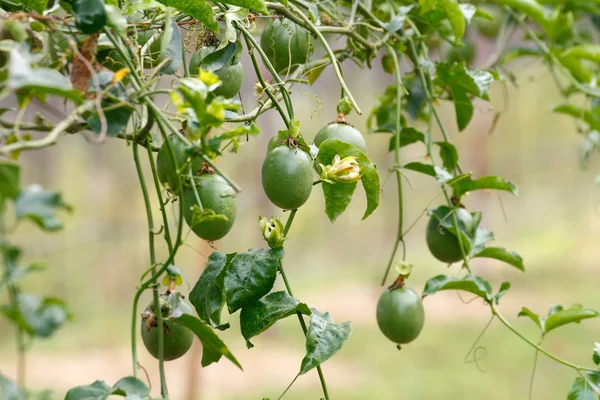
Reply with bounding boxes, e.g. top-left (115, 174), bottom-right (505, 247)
top-left (259, 217), bottom-right (286, 248)
top-left (319, 154), bottom-right (361, 183)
